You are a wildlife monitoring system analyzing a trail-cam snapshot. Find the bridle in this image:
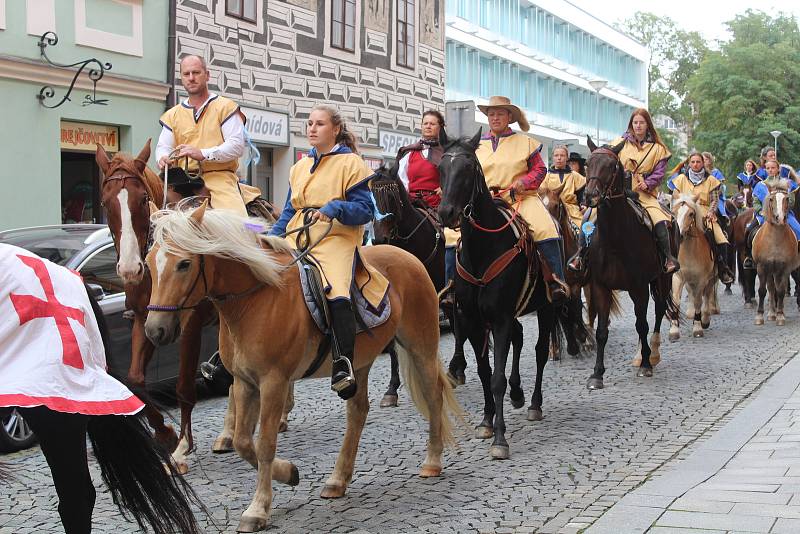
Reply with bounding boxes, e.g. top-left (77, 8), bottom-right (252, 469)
top-left (101, 171), bottom-right (156, 266)
top-left (585, 147), bottom-right (624, 205)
